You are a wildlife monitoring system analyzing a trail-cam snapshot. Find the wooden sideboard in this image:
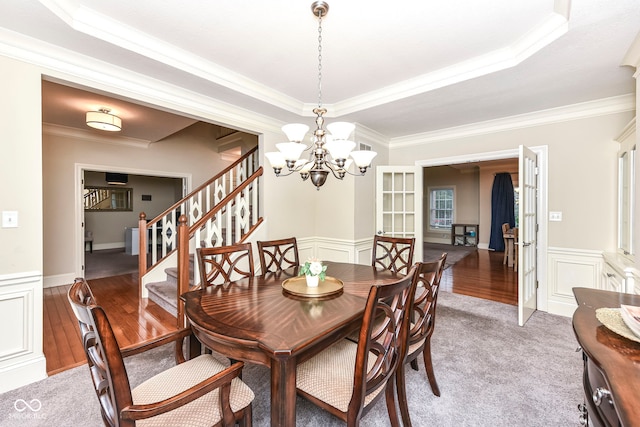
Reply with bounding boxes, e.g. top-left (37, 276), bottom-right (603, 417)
top-left (572, 287), bottom-right (640, 426)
